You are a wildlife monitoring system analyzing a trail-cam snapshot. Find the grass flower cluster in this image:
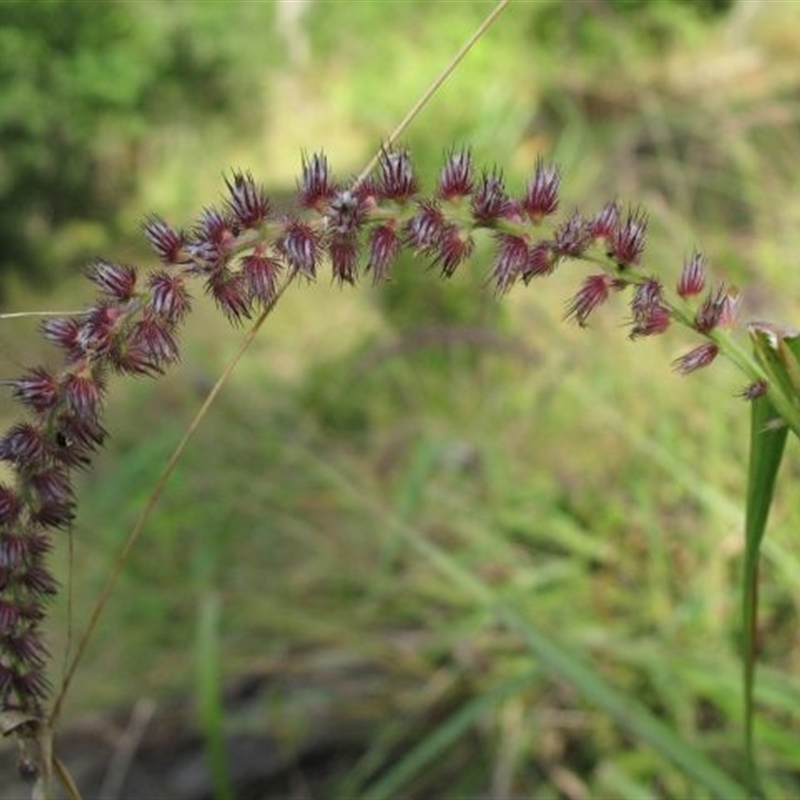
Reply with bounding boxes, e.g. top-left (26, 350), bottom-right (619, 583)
top-left (0, 143), bottom-right (793, 796)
